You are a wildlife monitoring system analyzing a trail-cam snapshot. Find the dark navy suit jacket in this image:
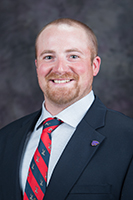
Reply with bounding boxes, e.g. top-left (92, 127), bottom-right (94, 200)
top-left (0, 96), bottom-right (133, 200)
